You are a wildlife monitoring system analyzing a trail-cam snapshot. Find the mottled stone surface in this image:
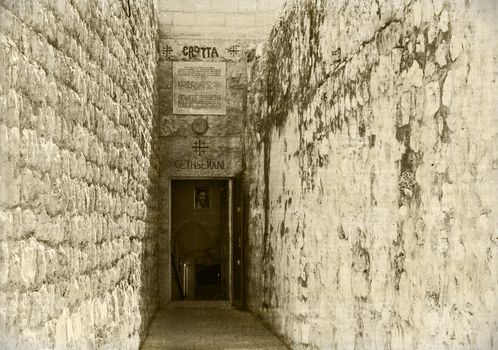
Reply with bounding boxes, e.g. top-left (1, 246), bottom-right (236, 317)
top-left (0, 1), bottom-right (160, 349)
top-left (244, 0), bottom-right (498, 349)
top-left (159, 115), bottom-right (243, 138)
top-left (163, 136), bottom-right (243, 178)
